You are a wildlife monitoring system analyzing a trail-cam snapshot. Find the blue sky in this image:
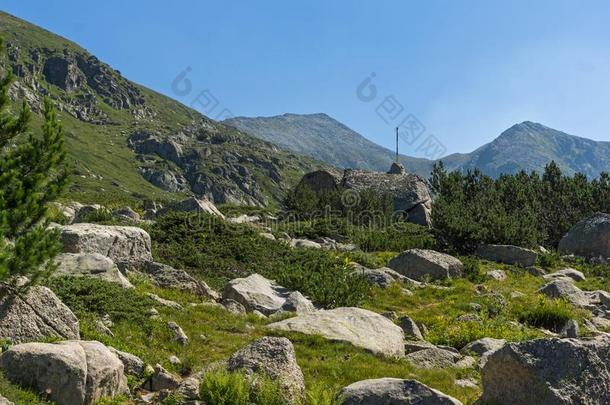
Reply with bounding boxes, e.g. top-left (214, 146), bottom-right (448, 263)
top-left (3, 1), bottom-right (610, 157)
